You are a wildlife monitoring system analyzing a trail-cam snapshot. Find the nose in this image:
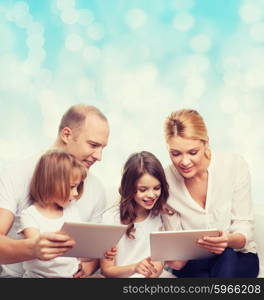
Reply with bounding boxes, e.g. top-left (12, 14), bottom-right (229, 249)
top-left (180, 155), bottom-right (191, 167)
top-left (92, 148), bottom-right (102, 161)
top-left (147, 189), bottom-right (156, 199)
